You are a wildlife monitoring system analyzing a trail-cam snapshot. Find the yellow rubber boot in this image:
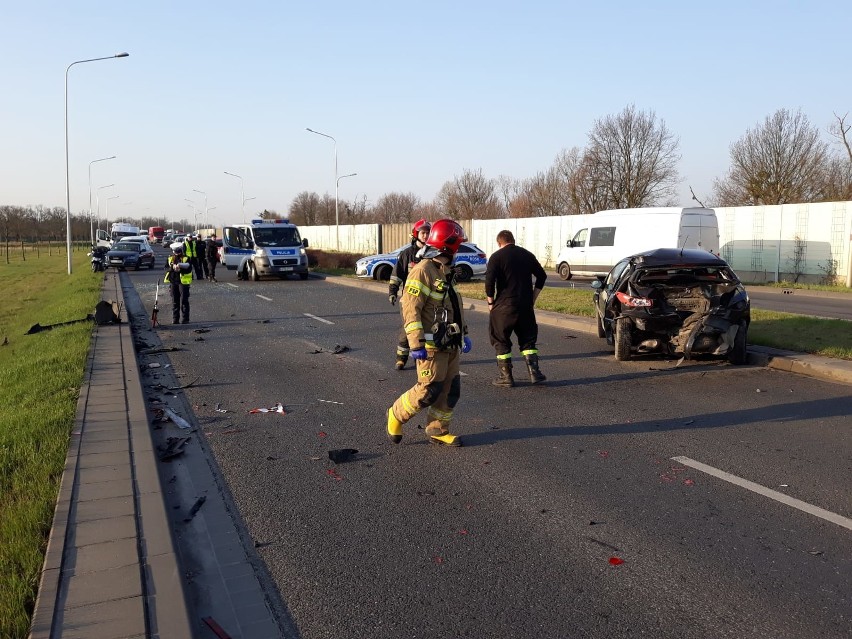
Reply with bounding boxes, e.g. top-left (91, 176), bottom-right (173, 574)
top-left (387, 408), bottom-right (403, 444)
top-left (429, 433), bottom-right (461, 447)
